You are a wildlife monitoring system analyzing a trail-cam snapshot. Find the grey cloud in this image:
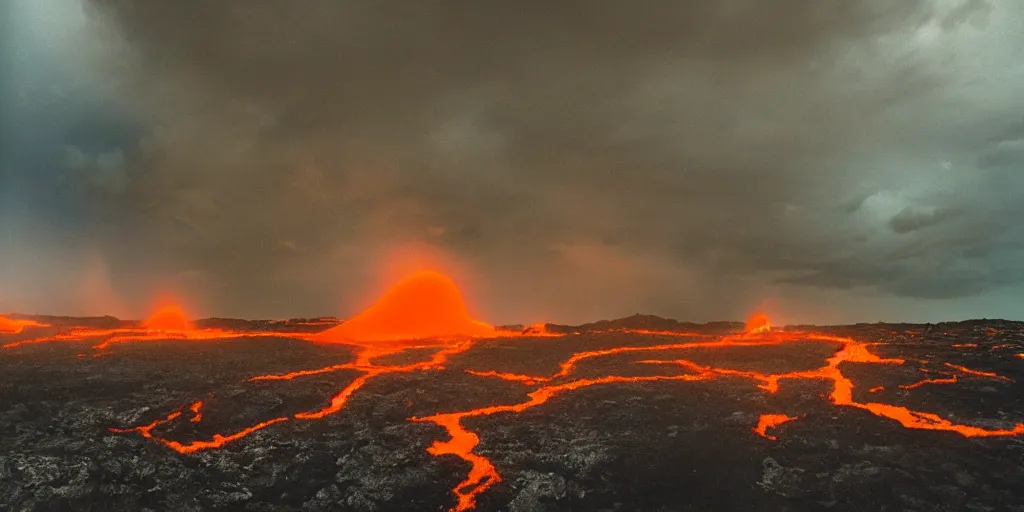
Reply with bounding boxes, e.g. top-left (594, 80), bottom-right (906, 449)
top-left (64, 145), bottom-right (128, 193)
top-left (2, 0), bottom-right (1022, 322)
top-left (977, 138), bottom-right (1024, 168)
top-left (888, 206), bottom-right (963, 234)
top-left (940, 0), bottom-right (993, 30)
